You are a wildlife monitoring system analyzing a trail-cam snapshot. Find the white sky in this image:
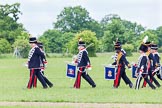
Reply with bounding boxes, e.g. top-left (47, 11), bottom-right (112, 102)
top-left (0, 0), bottom-right (162, 37)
